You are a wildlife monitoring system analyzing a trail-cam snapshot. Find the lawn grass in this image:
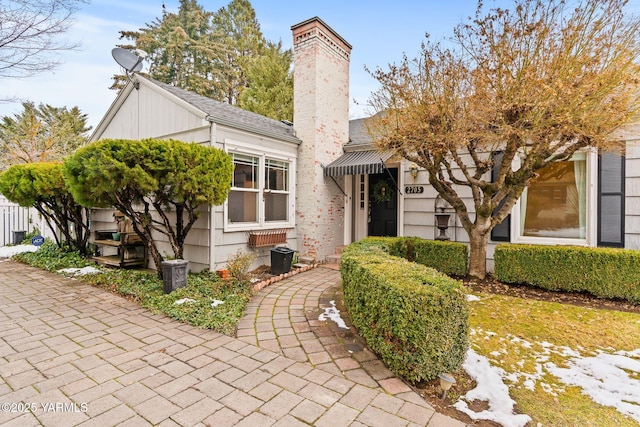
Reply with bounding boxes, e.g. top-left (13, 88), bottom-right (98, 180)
top-left (469, 292), bottom-right (640, 426)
